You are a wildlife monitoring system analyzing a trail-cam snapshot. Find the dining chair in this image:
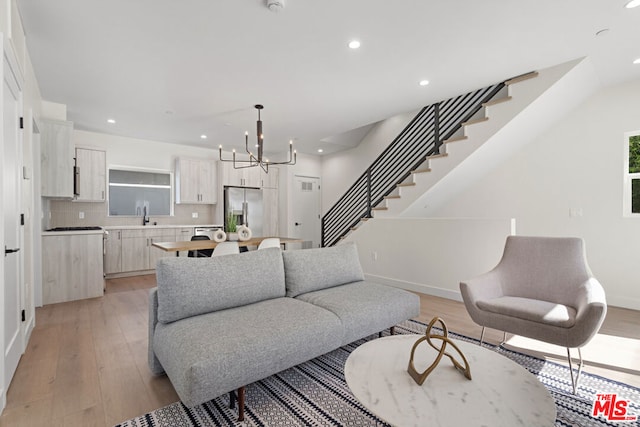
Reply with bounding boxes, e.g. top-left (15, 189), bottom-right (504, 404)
top-left (212, 241), bottom-right (240, 257)
top-left (188, 235), bottom-right (213, 258)
top-left (258, 238), bottom-right (281, 250)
